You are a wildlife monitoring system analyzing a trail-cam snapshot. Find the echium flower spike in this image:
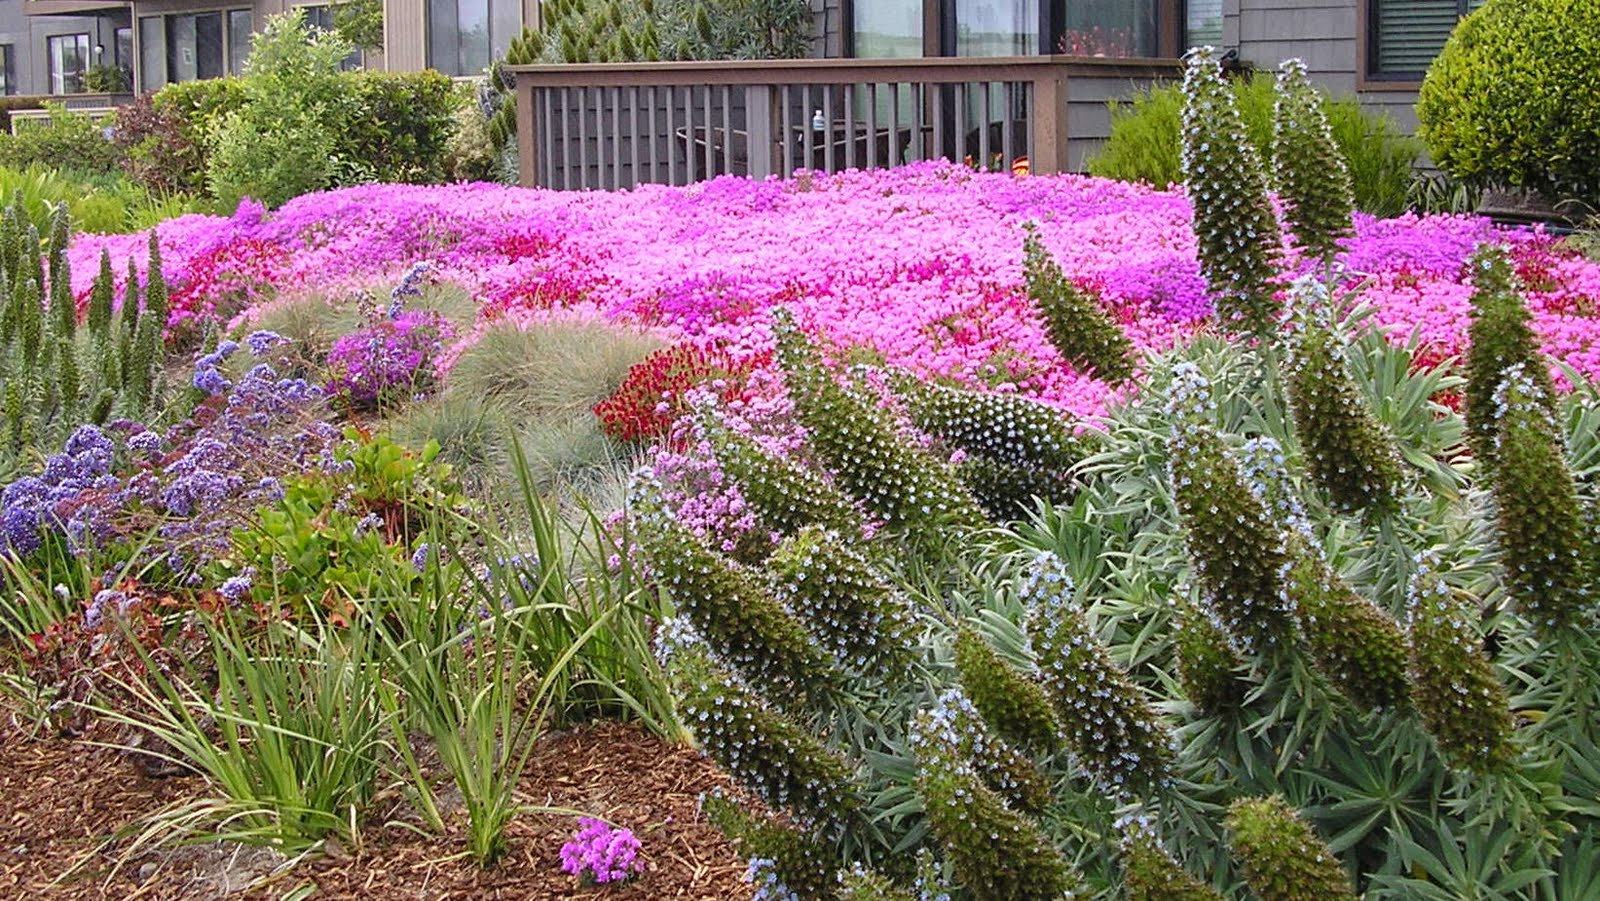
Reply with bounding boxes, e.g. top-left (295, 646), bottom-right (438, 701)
top-left (1119, 815), bottom-right (1224, 901)
top-left (1406, 551), bottom-right (1517, 773)
top-left (898, 374), bottom-right (1089, 473)
top-left (767, 526), bottom-right (917, 680)
top-left (1022, 553), bottom-right (1175, 795)
top-left (671, 645), bottom-right (863, 834)
top-left (704, 792), bottom-right (838, 900)
top-left (1272, 59), bottom-right (1355, 265)
top-left (1284, 541), bottom-right (1410, 711)
top-left (632, 474), bottom-right (841, 703)
top-left (1180, 46), bottom-right (1284, 337)
top-left (699, 407), bottom-right (864, 539)
top-left (1491, 364), bottom-right (1592, 633)
top-left (1167, 364), bottom-right (1298, 657)
top-left (1464, 245), bottom-right (1555, 475)
top-left (1173, 603), bottom-right (1248, 716)
top-left (910, 691), bottom-right (1079, 901)
top-left (1226, 796), bottom-right (1357, 901)
top-left (771, 309), bottom-right (985, 536)
top-left (953, 625), bottom-right (1060, 754)
top-left (47, 204), bottom-right (73, 340)
top-left (1284, 280), bottom-right (1402, 515)
top-left (836, 866), bottom-right (917, 901)
top-left (87, 250), bottom-right (115, 346)
top-left (1022, 227), bottom-right (1136, 384)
